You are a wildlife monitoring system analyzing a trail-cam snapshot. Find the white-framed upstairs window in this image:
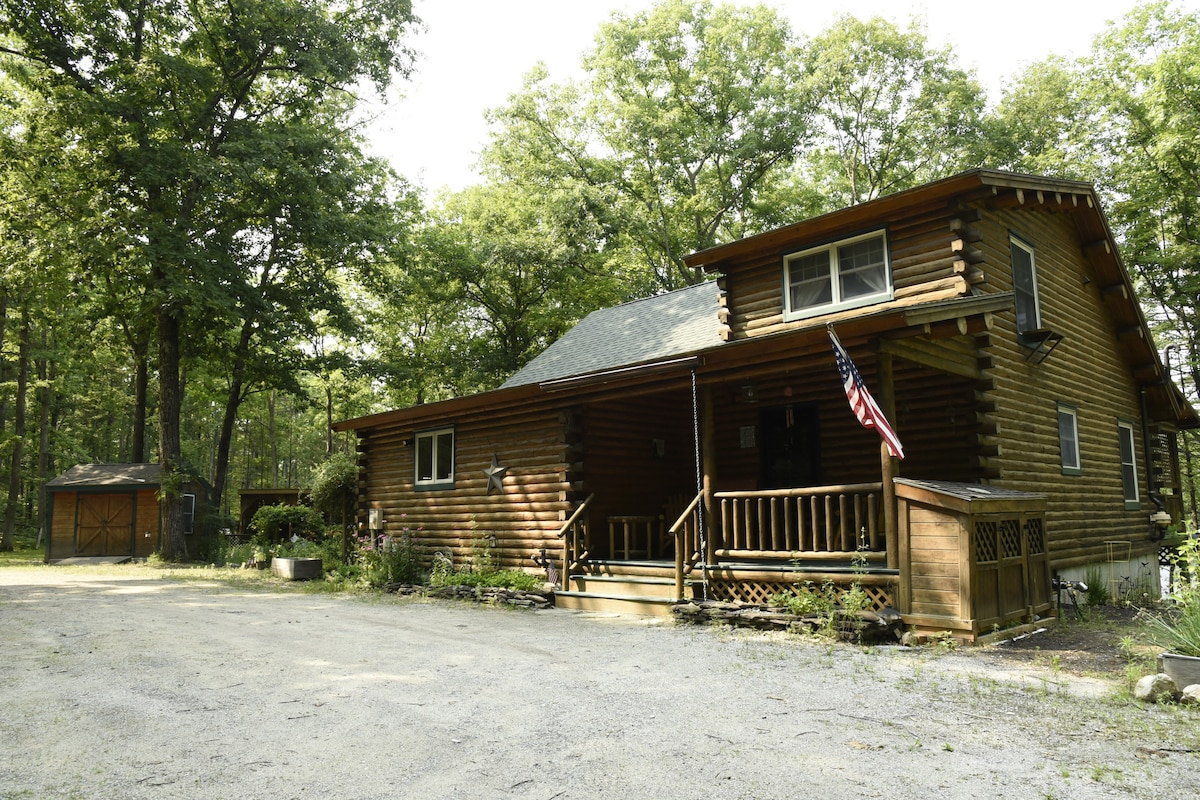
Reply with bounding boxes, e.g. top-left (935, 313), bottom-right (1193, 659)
top-left (1117, 419), bottom-right (1140, 509)
top-left (1058, 403), bottom-right (1081, 476)
top-left (1010, 234), bottom-right (1042, 338)
top-left (415, 427), bottom-right (455, 491)
top-left (783, 230), bottom-right (892, 321)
